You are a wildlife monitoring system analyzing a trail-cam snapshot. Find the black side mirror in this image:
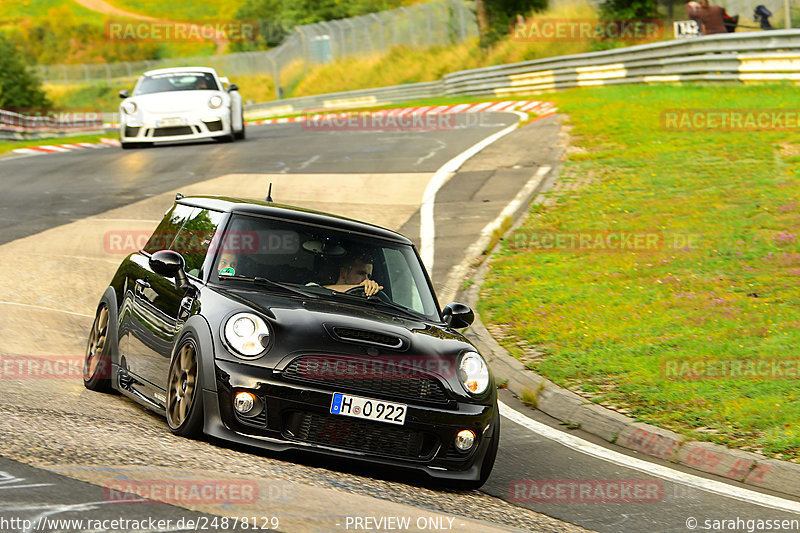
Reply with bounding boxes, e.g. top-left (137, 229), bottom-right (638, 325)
top-left (119, 90), bottom-right (130, 99)
top-left (442, 302), bottom-right (475, 329)
top-left (228, 84), bottom-right (239, 92)
top-left (150, 250), bottom-right (189, 289)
